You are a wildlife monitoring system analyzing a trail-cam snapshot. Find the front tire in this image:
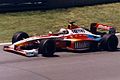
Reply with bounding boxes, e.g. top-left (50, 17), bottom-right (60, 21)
top-left (38, 39), bottom-right (56, 57)
top-left (12, 31), bottom-right (29, 44)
